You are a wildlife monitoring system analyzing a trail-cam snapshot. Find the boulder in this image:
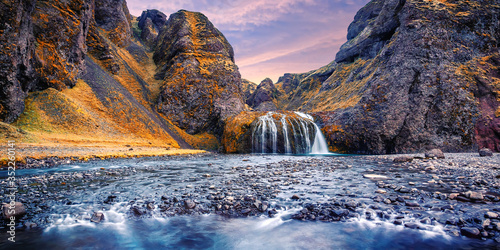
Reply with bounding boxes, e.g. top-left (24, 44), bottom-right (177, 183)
top-left (393, 156), bottom-right (413, 163)
top-left (184, 199), bottom-right (196, 209)
top-left (90, 212), bottom-right (104, 223)
top-left (425, 149), bottom-right (445, 159)
top-left (479, 148), bottom-right (493, 157)
top-left (2, 202), bottom-right (26, 219)
top-left (460, 227), bottom-right (481, 238)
